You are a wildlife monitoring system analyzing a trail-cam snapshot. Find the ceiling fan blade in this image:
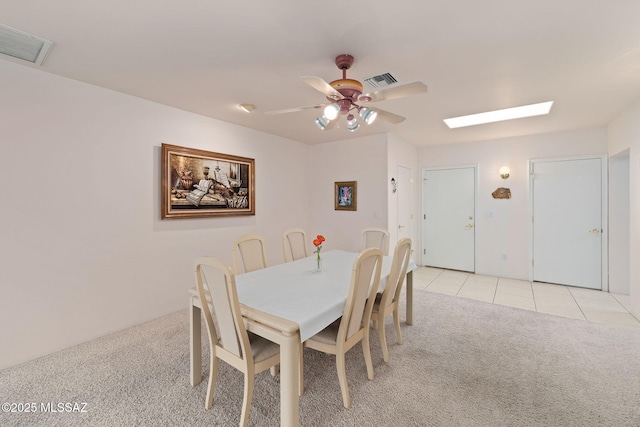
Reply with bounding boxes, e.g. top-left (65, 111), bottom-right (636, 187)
top-left (265, 104), bottom-right (322, 115)
top-left (371, 107), bottom-right (406, 124)
top-left (324, 118), bottom-right (338, 130)
top-left (362, 81), bottom-right (428, 103)
top-left (301, 76), bottom-right (342, 99)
